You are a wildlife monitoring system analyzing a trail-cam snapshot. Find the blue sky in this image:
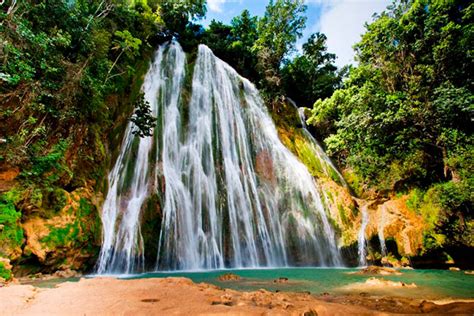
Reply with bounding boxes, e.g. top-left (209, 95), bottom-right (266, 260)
top-left (203, 0), bottom-right (391, 68)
